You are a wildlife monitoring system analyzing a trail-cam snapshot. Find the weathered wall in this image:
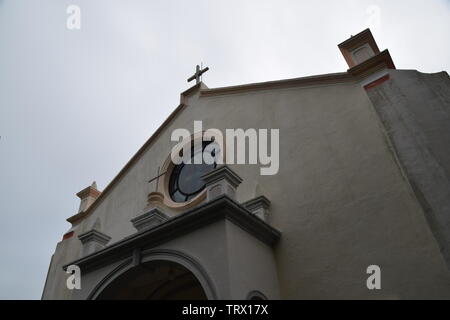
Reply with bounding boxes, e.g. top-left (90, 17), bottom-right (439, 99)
top-left (366, 69), bottom-right (450, 267)
top-left (41, 235), bottom-right (80, 299)
top-left (43, 72), bottom-right (450, 299)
